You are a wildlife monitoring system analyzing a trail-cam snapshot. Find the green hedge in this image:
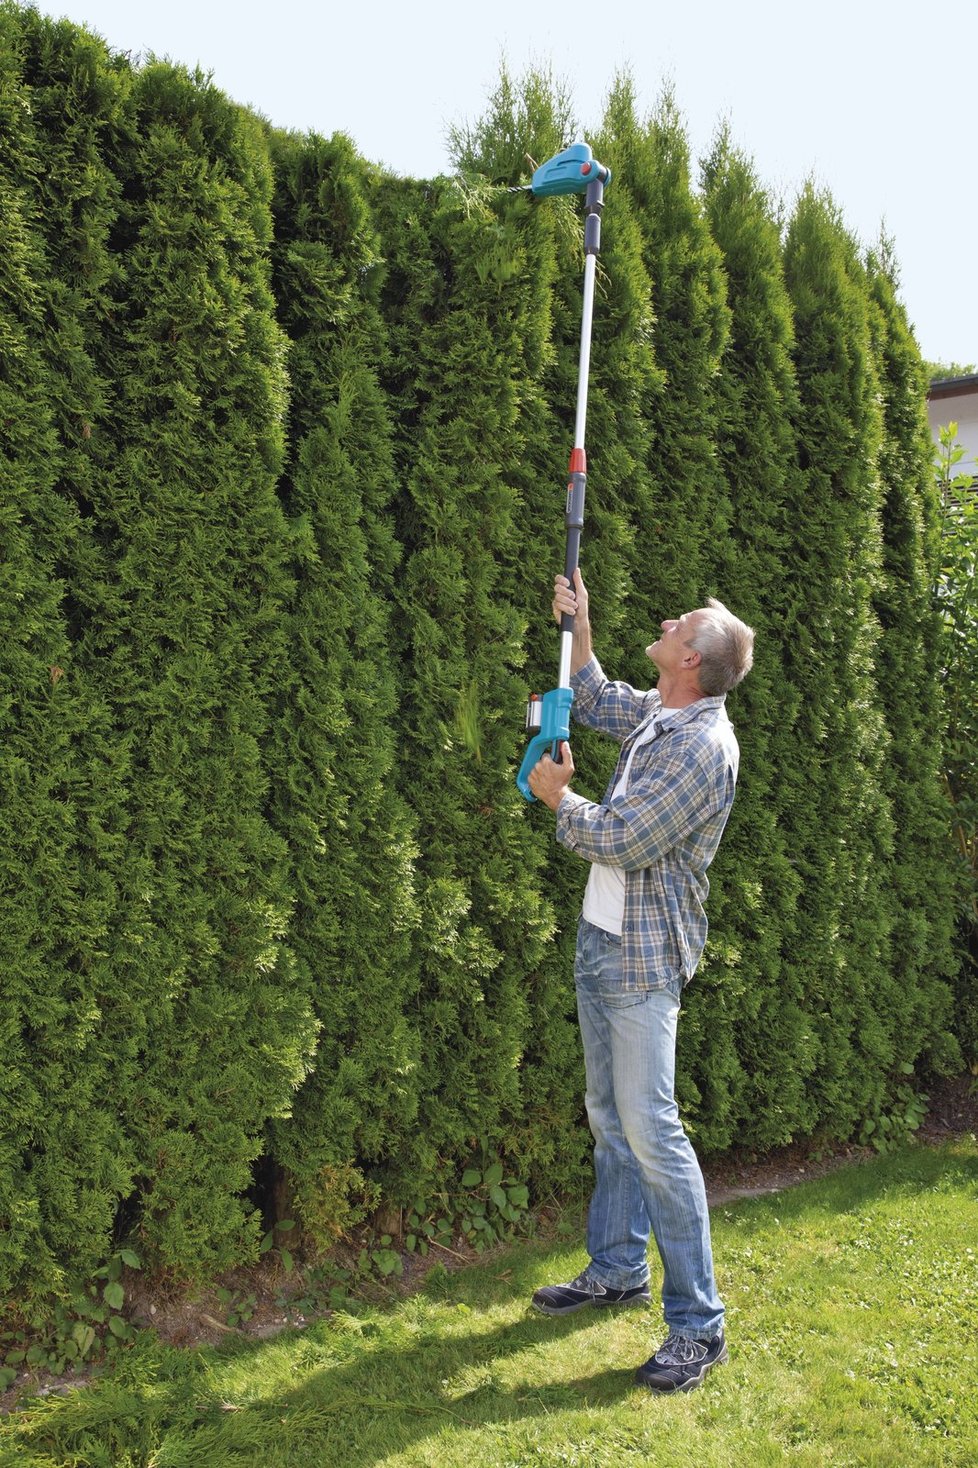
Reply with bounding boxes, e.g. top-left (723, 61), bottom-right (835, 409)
top-left (698, 134), bottom-right (809, 1147)
top-left (263, 130), bottom-right (420, 1236)
top-left (0, 6), bottom-right (965, 1303)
